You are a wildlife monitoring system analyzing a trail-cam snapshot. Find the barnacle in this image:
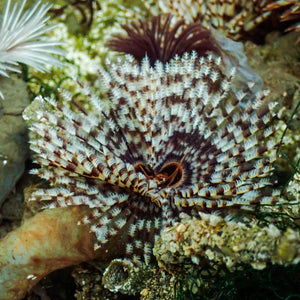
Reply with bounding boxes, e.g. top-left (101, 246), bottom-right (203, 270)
top-left (24, 52), bottom-right (282, 268)
top-left (102, 258), bottom-right (153, 295)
